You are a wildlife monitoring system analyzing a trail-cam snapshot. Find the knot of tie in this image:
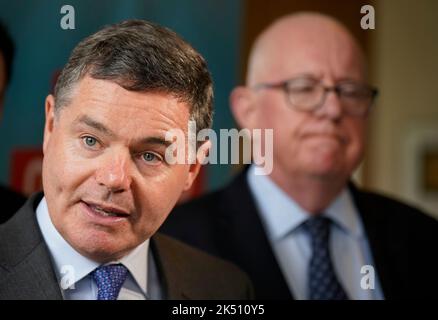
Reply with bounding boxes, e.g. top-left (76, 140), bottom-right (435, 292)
top-left (91, 264), bottom-right (128, 300)
top-left (303, 215), bottom-right (331, 245)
